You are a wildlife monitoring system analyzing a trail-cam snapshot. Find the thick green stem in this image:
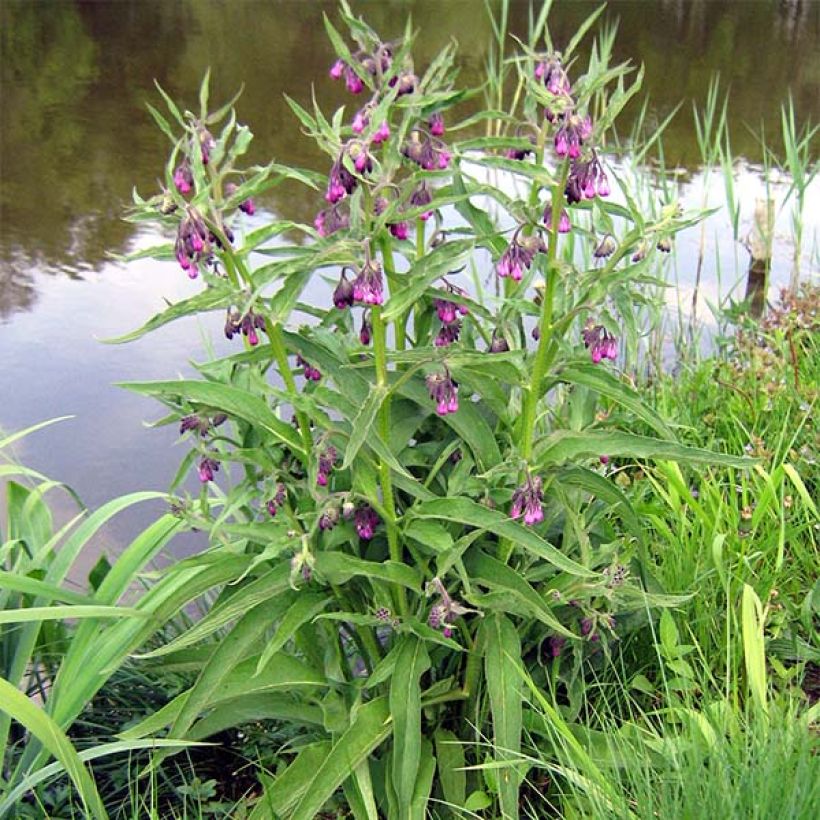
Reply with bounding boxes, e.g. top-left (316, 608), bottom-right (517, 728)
top-left (520, 160), bottom-right (570, 462)
top-left (268, 321), bottom-right (313, 467)
top-left (371, 304), bottom-right (408, 618)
